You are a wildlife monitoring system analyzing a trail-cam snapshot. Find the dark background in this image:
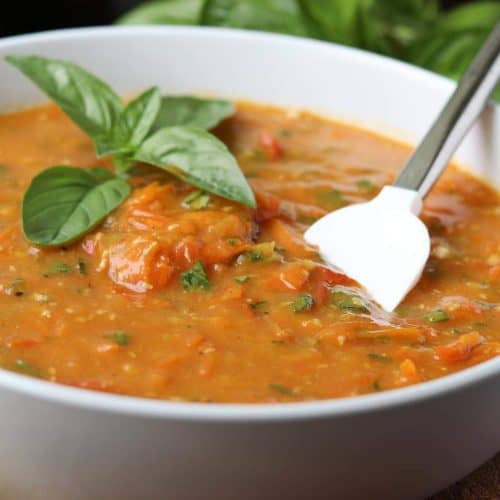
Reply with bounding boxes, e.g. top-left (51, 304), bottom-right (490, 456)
top-left (0, 0), bottom-right (470, 38)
